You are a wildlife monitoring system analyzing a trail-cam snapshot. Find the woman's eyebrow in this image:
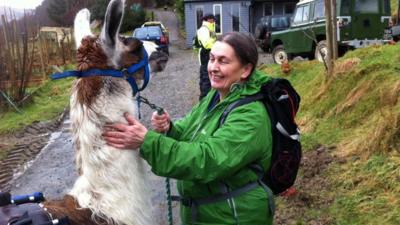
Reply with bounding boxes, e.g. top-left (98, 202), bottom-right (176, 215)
top-left (210, 54), bottom-right (230, 61)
